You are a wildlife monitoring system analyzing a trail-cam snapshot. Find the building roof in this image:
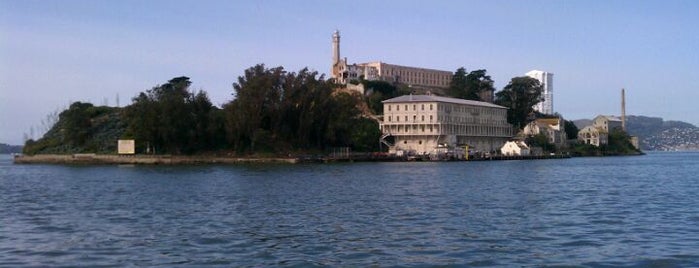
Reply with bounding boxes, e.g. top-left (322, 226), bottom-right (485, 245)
top-left (383, 94), bottom-right (507, 109)
top-left (595, 115), bottom-right (622, 122)
top-left (535, 118), bottom-right (561, 126)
